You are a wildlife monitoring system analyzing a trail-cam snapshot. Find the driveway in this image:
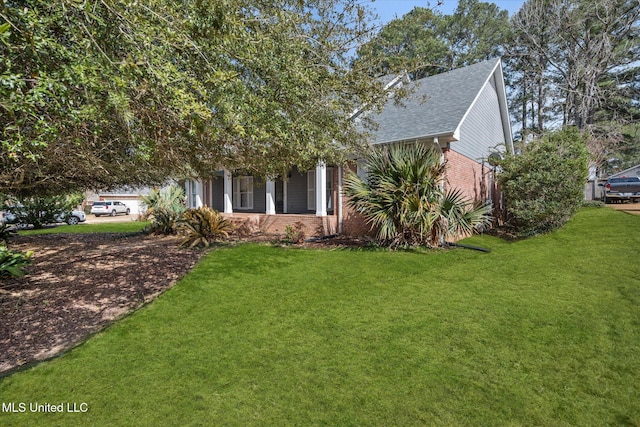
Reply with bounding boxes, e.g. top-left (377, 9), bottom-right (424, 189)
top-left (609, 202), bottom-right (640, 215)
